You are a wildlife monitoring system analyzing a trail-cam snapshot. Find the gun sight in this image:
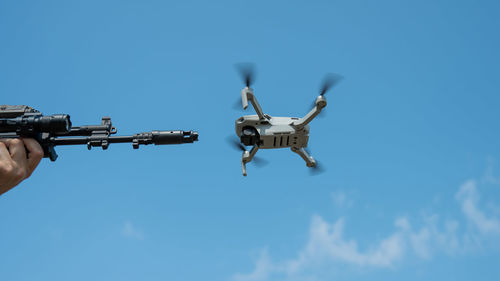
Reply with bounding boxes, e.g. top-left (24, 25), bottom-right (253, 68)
top-left (0, 114), bottom-right (71, 135)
